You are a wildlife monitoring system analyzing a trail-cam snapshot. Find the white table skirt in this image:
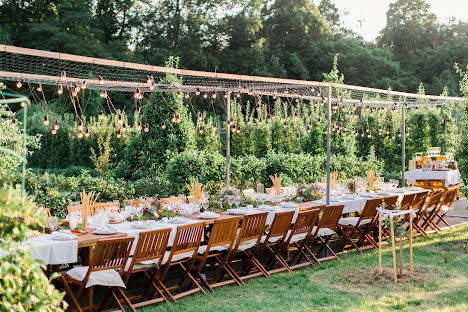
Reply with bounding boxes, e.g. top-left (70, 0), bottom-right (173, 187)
top-left (26, 235), bottom-right (78, 265)
top-left (405, 169), bottom-right (461, 187)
